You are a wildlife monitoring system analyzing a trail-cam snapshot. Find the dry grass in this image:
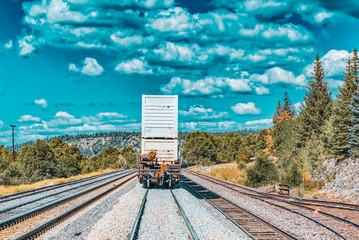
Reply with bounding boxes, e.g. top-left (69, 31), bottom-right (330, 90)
top-left (0, 168), bottom-right (117, 197)
top-left (187, 162), bottom-right (247, 185)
